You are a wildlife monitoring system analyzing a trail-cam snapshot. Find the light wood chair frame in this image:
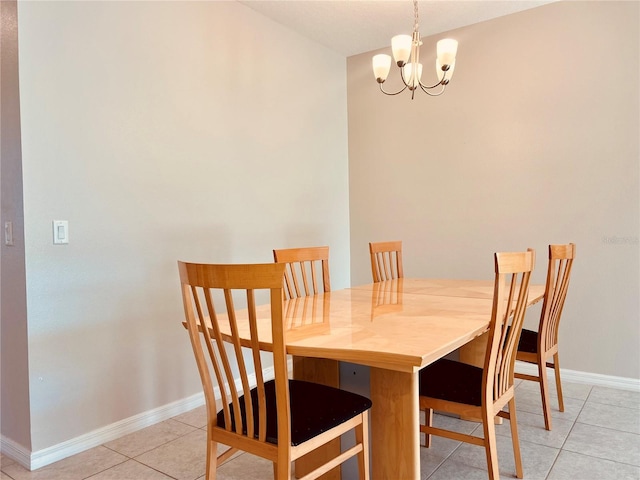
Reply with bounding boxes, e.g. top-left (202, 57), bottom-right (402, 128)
top-left (419, 251), bottom-right (534, 480)
top-left (369, 241), bottom-right (404, 282)
top-left (273, 246), bottom-right (331, 300)
top-left (178, 261), bottom-right (370, 480)
top-left (515, 243), bottom-right (575, 430)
